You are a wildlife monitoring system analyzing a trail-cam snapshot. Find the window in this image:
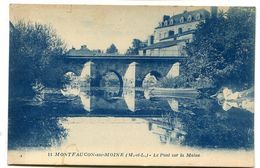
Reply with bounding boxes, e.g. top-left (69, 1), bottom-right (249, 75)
top-left (178, 28), bottom-right (183, 34)
top-left (196, 13), bottom-right (201, 20)
top-left (188, 15), bottom-right (192, 22)
top-left (164, 20), bottom-right (168, 26)
top-left (170, 19), bottom-right (174, 25)
top-left (180, 16), bottom-right (185, 23)
top-left (143, 50), bottom-right (146, 56)
top-left (159, 22), bottom-right (163, 27)
top-left (169, 30), bottom-right (174, 36)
